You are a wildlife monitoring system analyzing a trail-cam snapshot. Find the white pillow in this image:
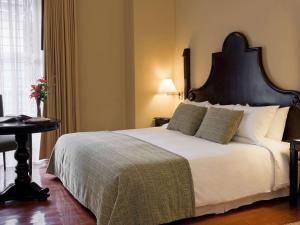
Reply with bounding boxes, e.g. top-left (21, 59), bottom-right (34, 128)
top-left (232, 135), bottom-right (253, 144)
top-left (266, 107), bottom-right (289, 141)
top-left (162, 123), bottom-right (169, 128)
top-left (183, 99), bottom-right (211, 107)
top-left (213, 104), bottom-right (238, 110)
top-left (233, 105), bottom-right (279, 144)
